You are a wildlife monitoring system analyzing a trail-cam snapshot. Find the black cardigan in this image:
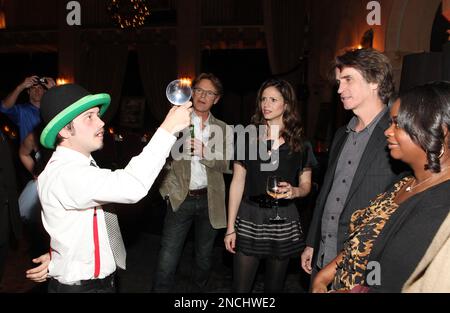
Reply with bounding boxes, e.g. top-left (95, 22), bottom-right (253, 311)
top-left (367, 179), bottom-right (450, 292)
